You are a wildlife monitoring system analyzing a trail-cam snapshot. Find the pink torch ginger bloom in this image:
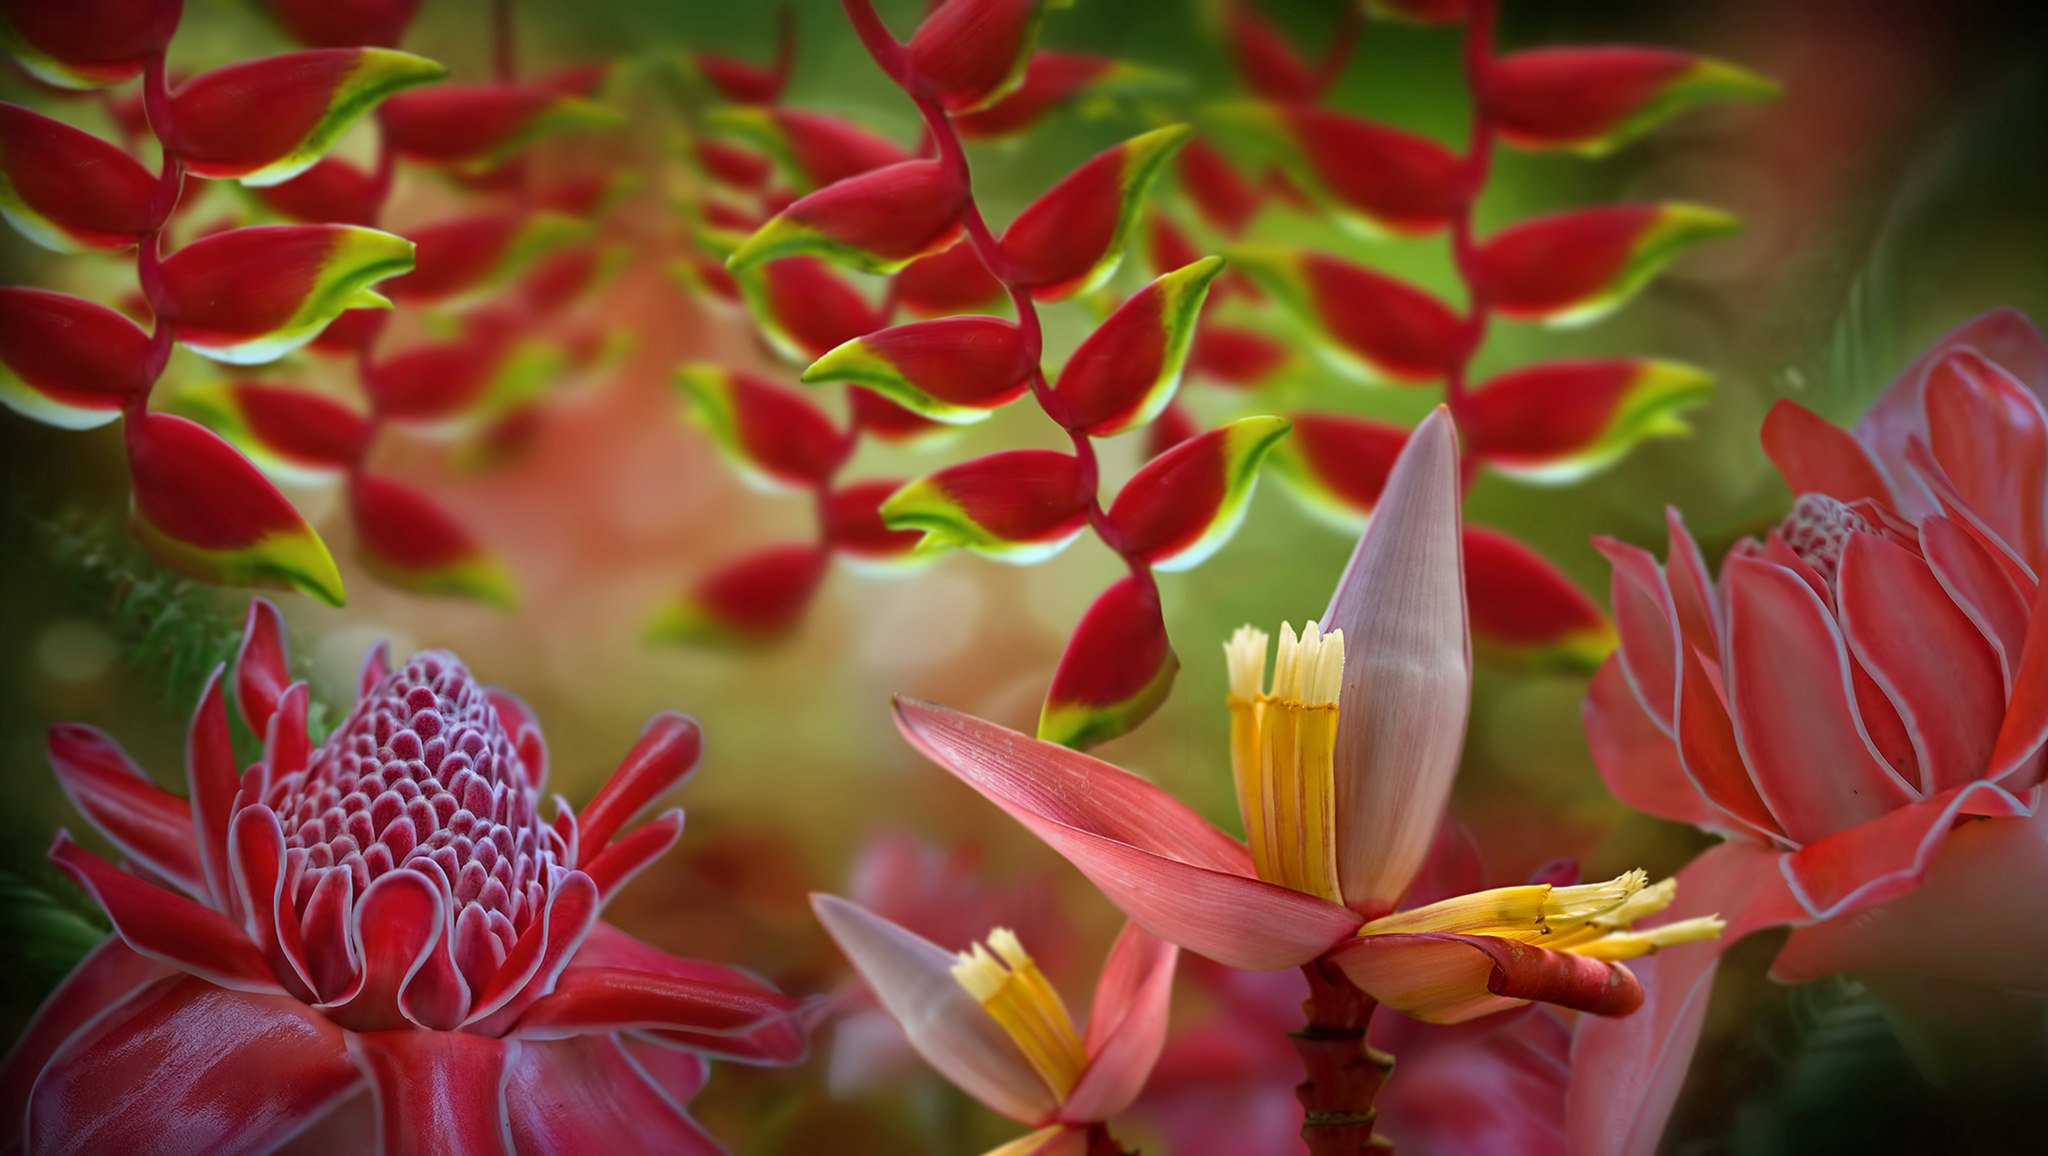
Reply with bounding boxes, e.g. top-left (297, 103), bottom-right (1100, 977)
top-left (891, 410), bottom-right (1720, 1026)
top-left (813, 894), bottom-right (1177, 1156)
top-left (3, 600), bottom-right (805, 1154)
top-left (1573, 309), bottom-right (2048, 1155)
